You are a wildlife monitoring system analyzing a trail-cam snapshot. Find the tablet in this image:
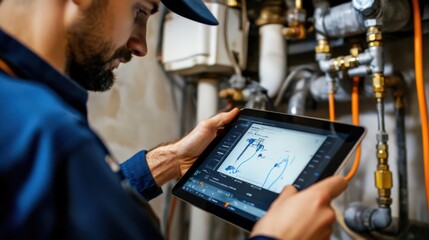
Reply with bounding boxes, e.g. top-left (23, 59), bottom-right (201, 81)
top-left (172, 108), bottom-right (366, 231)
